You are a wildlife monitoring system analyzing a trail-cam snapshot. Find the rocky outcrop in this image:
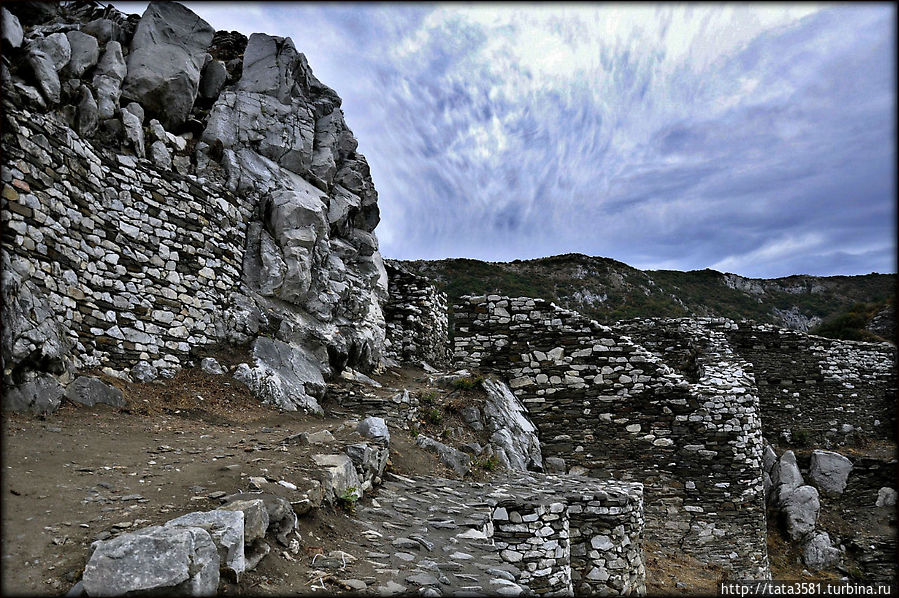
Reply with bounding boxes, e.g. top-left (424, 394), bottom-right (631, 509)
top-left (233, 337), bottom-right (326, 415)
top-left (481, 378), bottom-right (542, 472)
top-left (82, 525), bottom-right (220, 596)
top-left (2, 0), bottom-right (389, 414)
top-left (808, 450), bottom-right (852, 495)
top-left (121, 2), bottom-right (215, 129)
